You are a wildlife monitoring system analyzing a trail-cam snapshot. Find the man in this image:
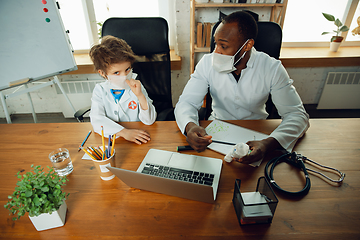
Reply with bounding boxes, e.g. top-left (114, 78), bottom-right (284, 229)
top-left (175, 11), bottom-right (309, 165)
